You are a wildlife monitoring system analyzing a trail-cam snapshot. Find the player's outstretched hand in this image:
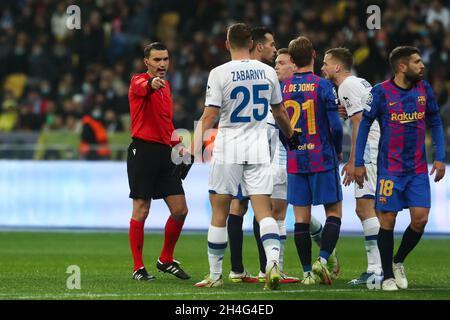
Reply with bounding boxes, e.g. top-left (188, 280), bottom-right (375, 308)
top-left (430, 160), bottom-right (446, 182)
top-left (354, 165), bottom-right (368, 189)
top-left (341, 160), bottom-right (355, 186)
top-left (287, 131), bottom-right (302, 151)
top-left (338, 104), bottom-right (348, 120)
